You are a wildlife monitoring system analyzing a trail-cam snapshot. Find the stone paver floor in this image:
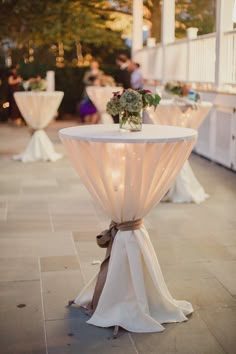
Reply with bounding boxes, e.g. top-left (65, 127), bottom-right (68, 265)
top-left (0, 121), bottom-right (235, 354)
